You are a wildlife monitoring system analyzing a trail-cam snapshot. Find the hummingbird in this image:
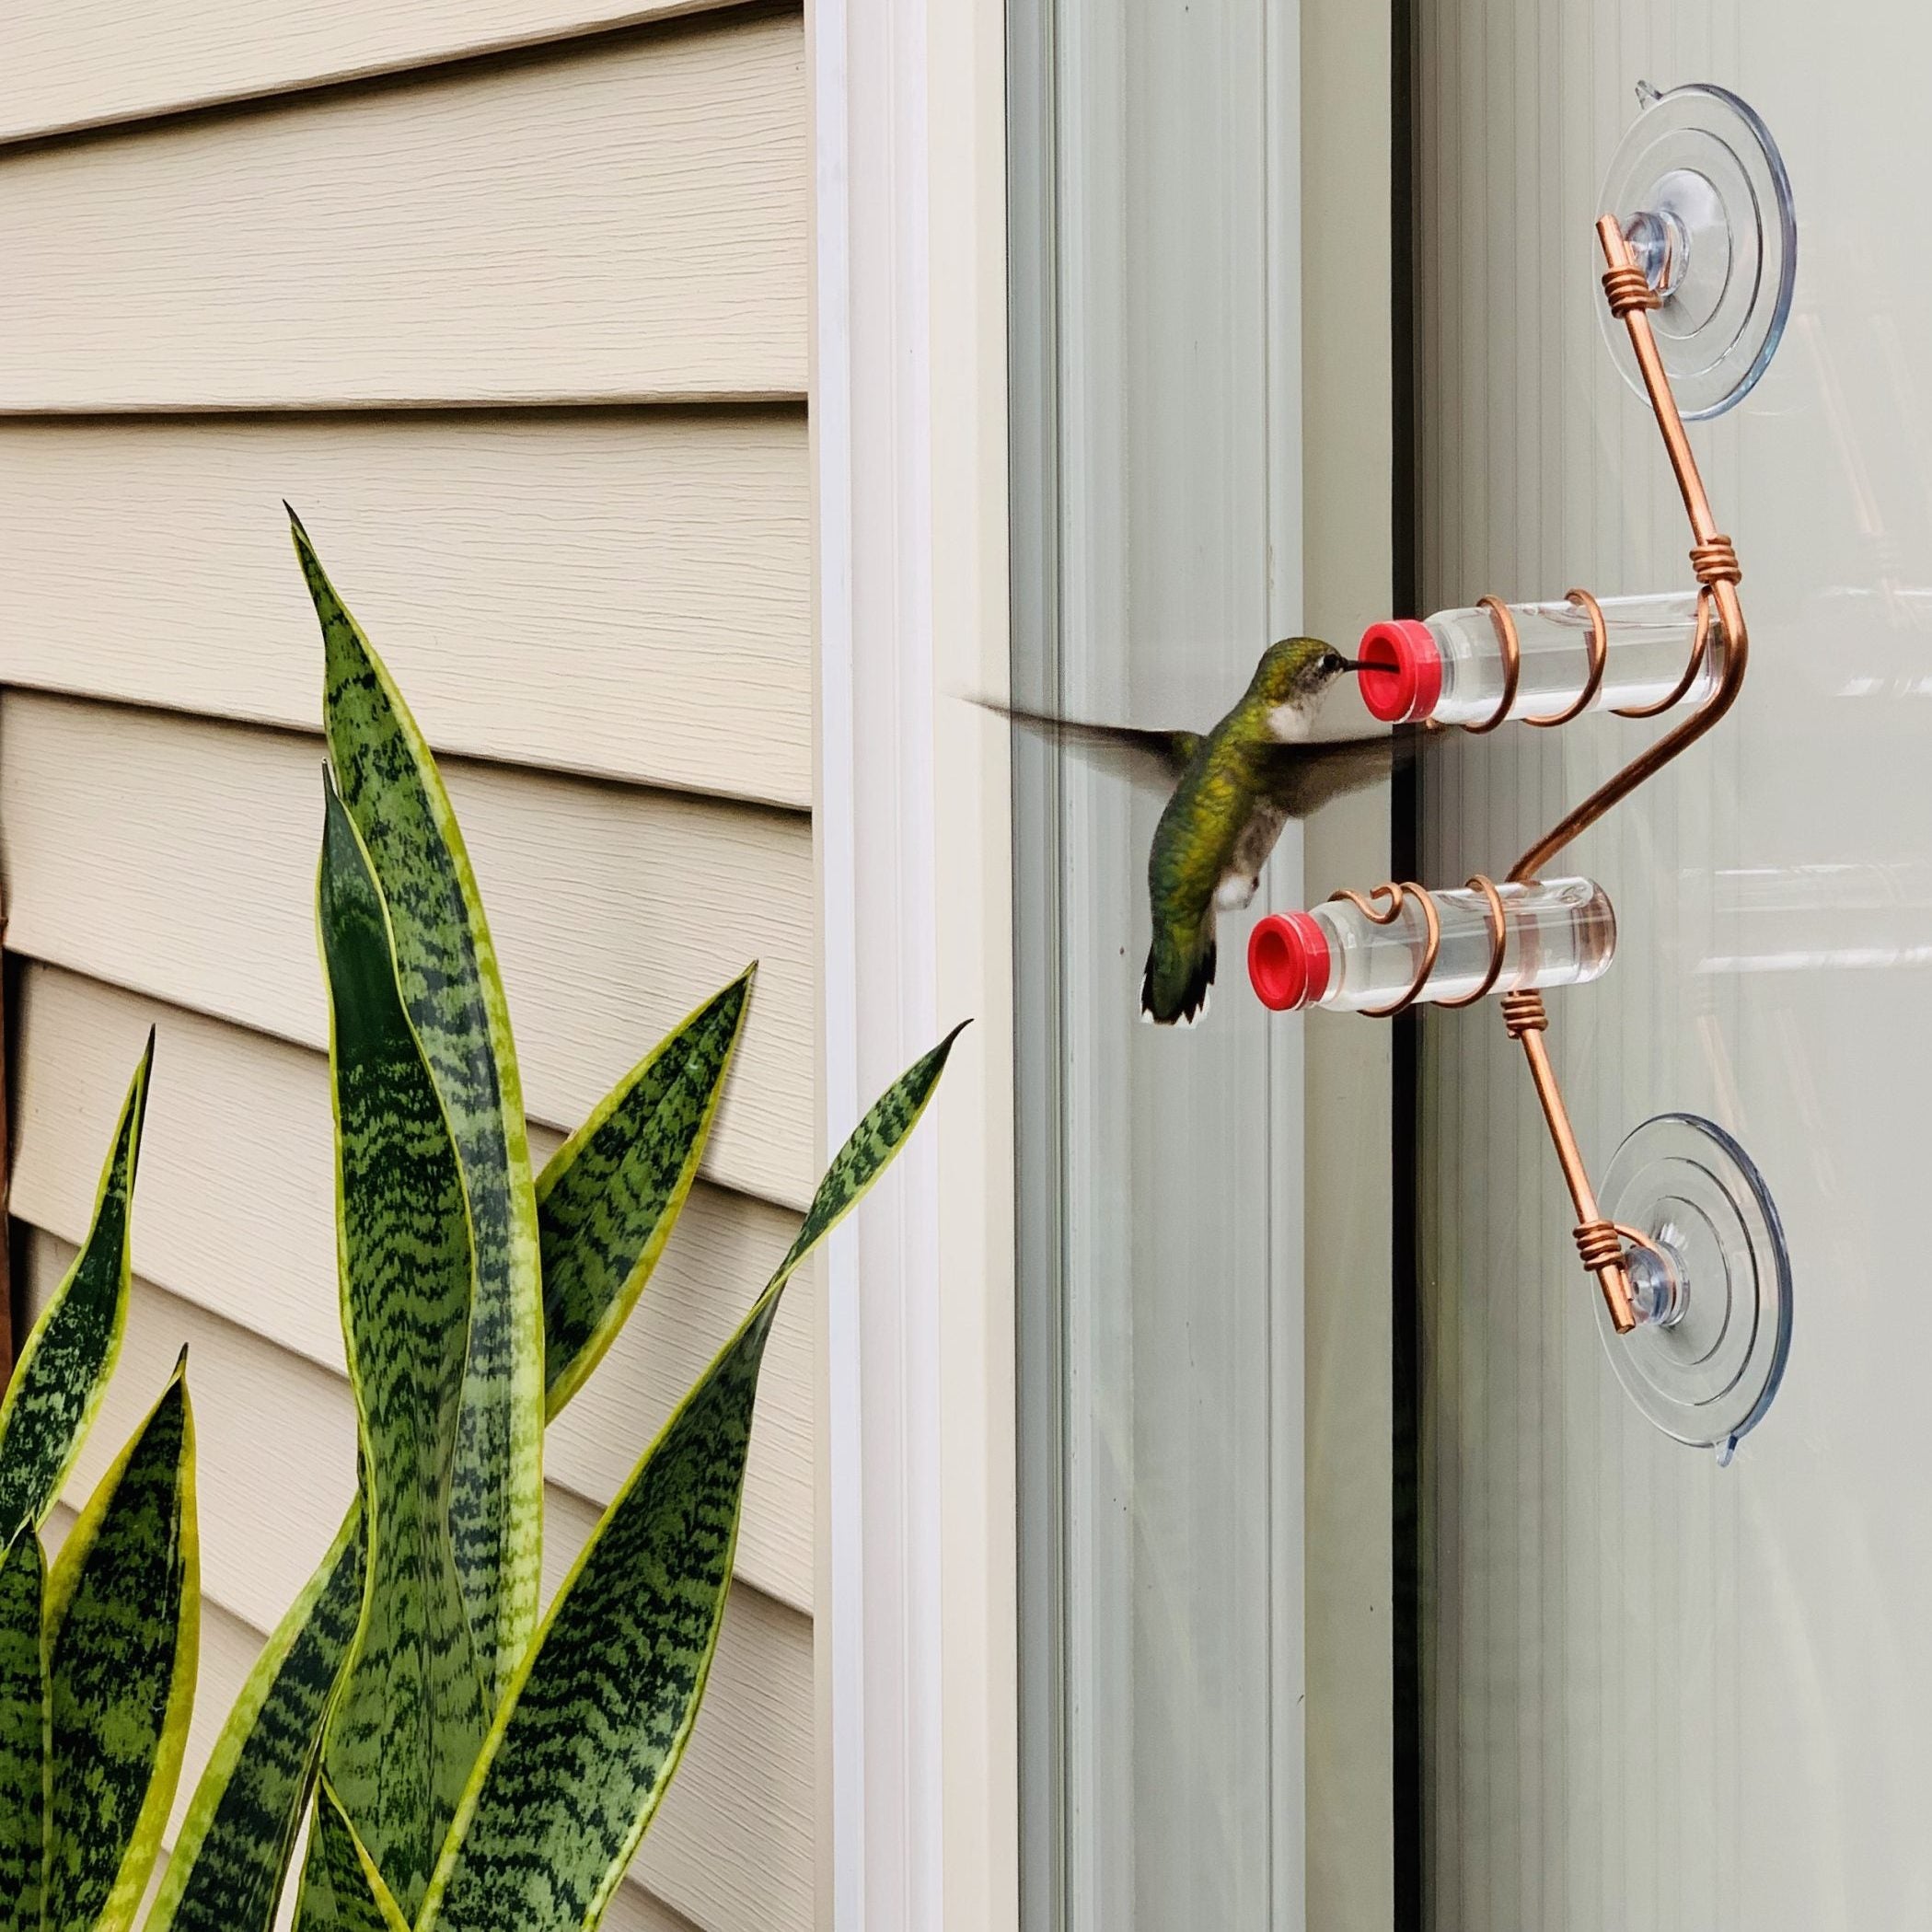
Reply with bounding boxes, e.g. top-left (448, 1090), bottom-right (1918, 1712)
top-left (992, 637), bottom-right (1403, 1024)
